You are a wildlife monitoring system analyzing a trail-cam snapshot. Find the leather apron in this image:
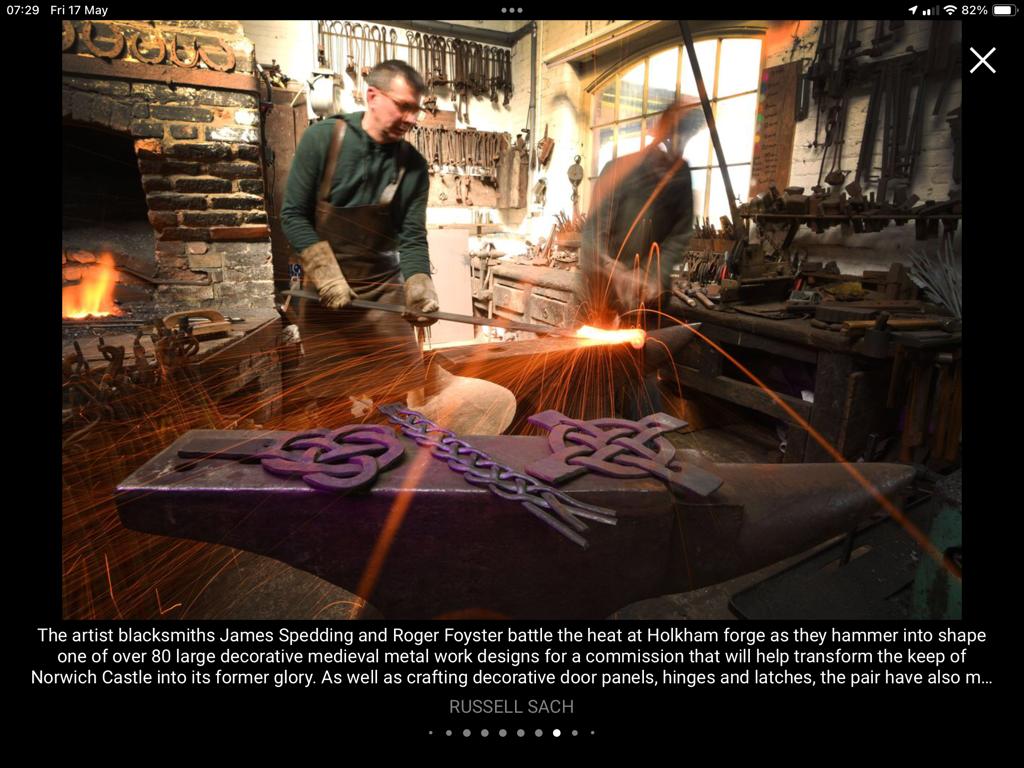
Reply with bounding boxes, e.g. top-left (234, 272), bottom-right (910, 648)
top-left (295, 119), bottom-right (424, 407)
